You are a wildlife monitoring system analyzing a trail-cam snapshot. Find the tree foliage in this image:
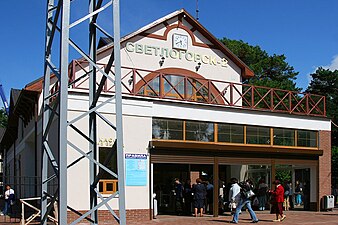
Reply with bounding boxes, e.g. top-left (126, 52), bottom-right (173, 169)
top-left (307, 67), bottom-right (338, 146)
top-left (332, 146), bottom-right (338, 183)
top-left (220, 38), bottom-right (300, 91)
top-left (0, 108), bottom-right (7, 128)
top-left (307, 67), bottom-right (338, 183)
top-left (275, 165), bottom-right (292, 183)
